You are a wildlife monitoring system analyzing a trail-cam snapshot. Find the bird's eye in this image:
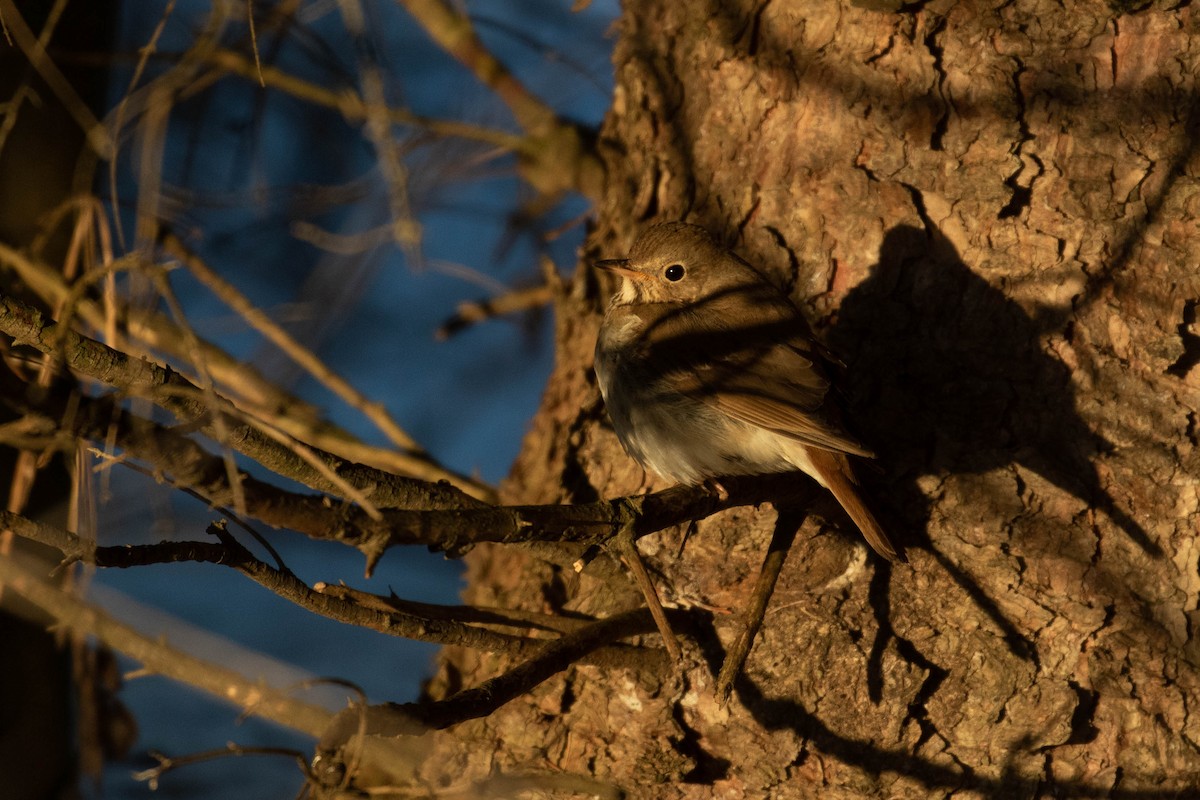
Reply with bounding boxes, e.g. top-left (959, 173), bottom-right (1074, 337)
top-left (664, 264), bottom-right (685, 282)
